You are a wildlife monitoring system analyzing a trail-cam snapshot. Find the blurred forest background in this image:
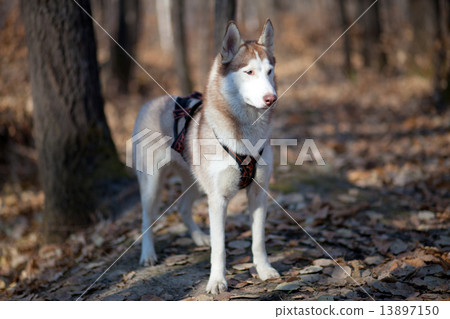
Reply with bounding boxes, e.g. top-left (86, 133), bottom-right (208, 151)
top-left (0, 0), bottom-right (449, 300)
